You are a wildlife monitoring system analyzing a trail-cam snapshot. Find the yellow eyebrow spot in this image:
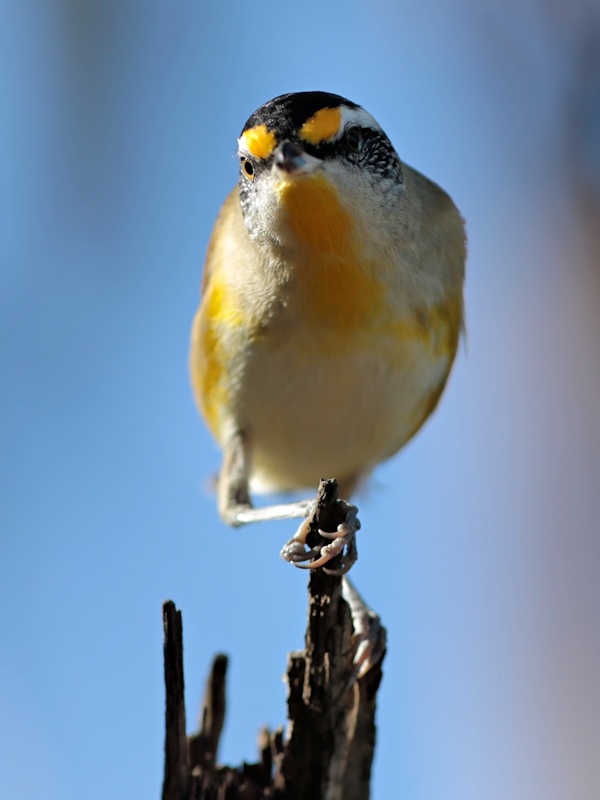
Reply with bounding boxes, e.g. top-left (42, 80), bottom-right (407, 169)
top-left (299, 107), bottom-right (342, 145)
top-left (241, 124), bottom-right (277, 159)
